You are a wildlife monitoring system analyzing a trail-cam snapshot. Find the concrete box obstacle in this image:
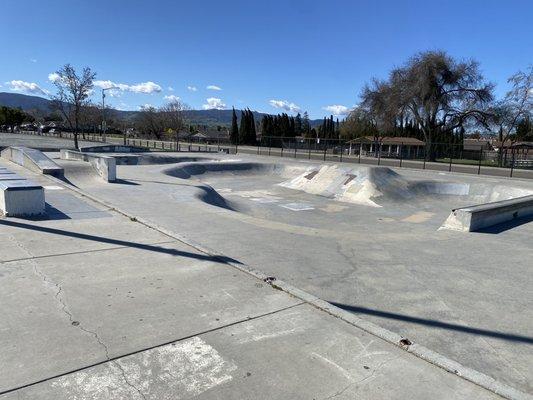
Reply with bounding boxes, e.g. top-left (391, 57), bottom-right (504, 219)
top-left (441, 194), bottom-right (533, 232)
top-left (60, 149), bottom-right (116, 182)
top-left (0, 169), bottom-right (45, 217)
top-left (0, 146), bottom-right (64, 177)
